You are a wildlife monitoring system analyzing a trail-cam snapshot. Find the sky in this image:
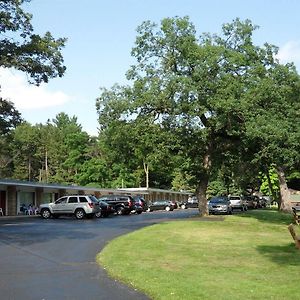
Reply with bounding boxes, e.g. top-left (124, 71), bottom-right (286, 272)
top-left (1, 0), bottom-right (300, 136)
